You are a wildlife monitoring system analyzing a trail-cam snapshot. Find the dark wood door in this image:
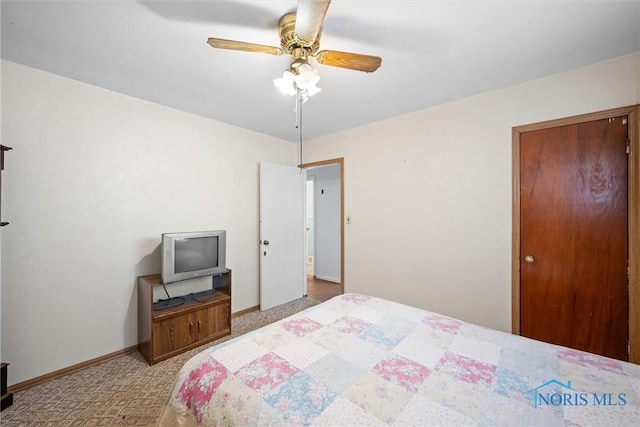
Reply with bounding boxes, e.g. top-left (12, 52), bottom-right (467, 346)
top-left (520, 116), bottom-right (628, 361)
